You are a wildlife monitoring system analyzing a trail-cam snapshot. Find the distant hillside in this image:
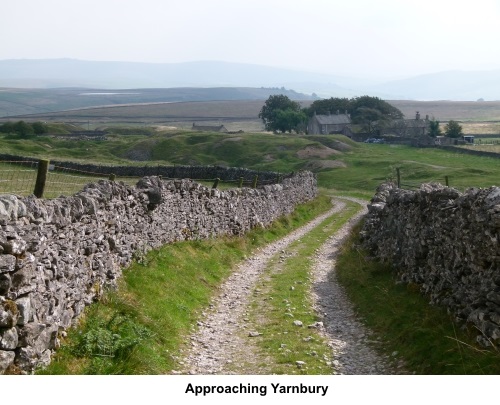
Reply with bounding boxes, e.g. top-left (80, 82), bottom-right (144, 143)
top-left (0, 86), bottom-right (315, 118)
top-left (370, 70), bottom-right (500, 101)
top-left (0, 59), bottom-right (354, 94)
top-left (2, 59), bottom-right (500, 100)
